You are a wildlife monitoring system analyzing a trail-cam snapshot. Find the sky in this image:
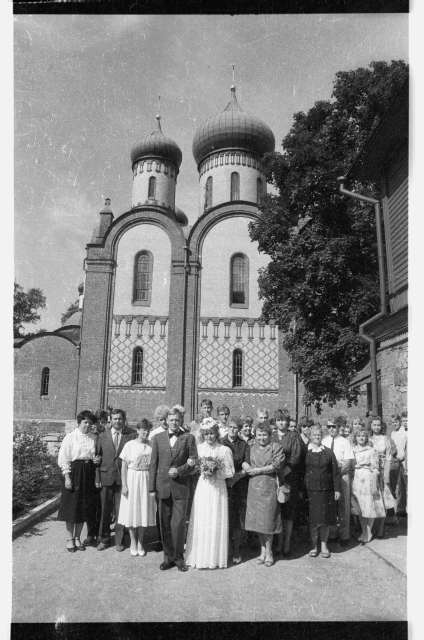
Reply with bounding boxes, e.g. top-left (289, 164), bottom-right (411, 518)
top-left (14, 13), bottom-right (408, 332)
